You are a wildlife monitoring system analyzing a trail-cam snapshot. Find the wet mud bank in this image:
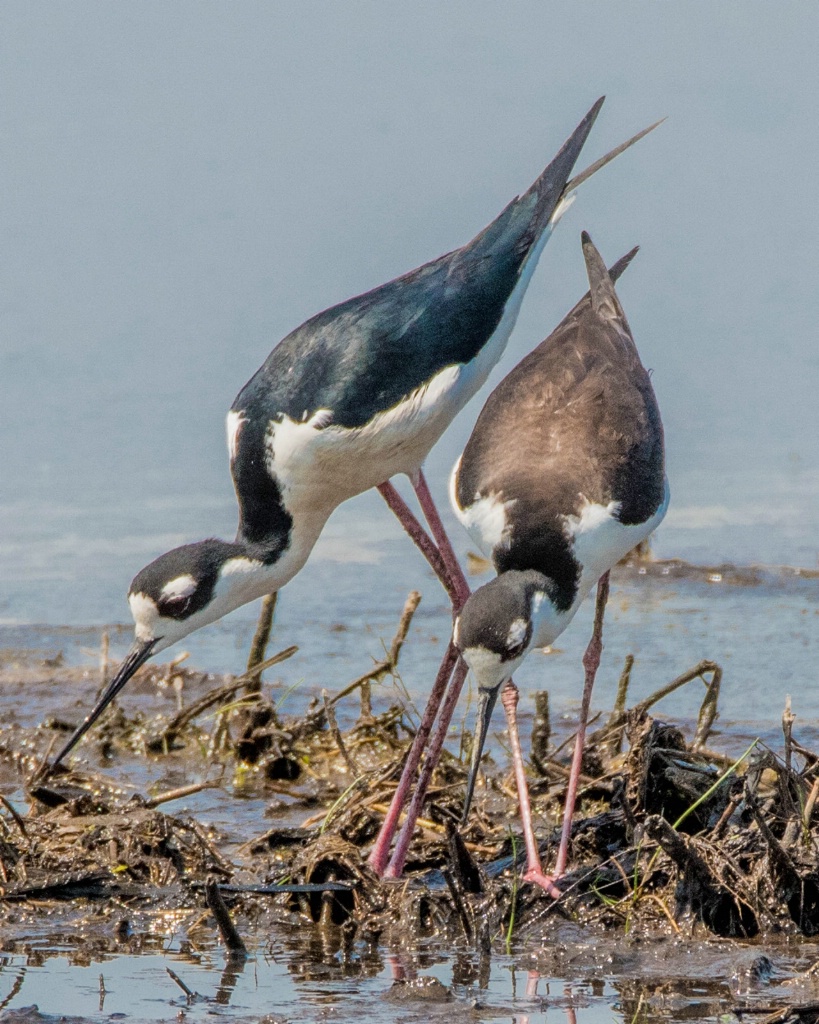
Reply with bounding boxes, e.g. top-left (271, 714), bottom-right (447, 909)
top-left (1, 581), bottom-right (819, 1021)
